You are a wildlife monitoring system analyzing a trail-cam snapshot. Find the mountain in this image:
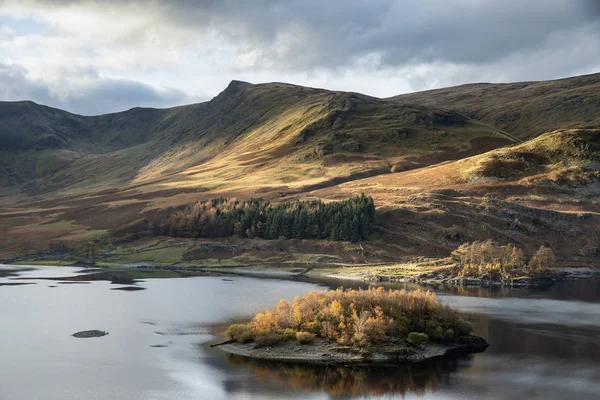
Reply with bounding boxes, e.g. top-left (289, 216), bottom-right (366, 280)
top-left (0, 80), bottom-right (509, 191)
top-left (0, 74), bottom-right (598, 264)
